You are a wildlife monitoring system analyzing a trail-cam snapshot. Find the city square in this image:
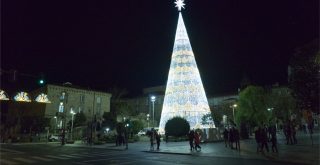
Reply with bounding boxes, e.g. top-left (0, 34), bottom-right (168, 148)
top-left (1, 0), bottom-right (319, 164)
